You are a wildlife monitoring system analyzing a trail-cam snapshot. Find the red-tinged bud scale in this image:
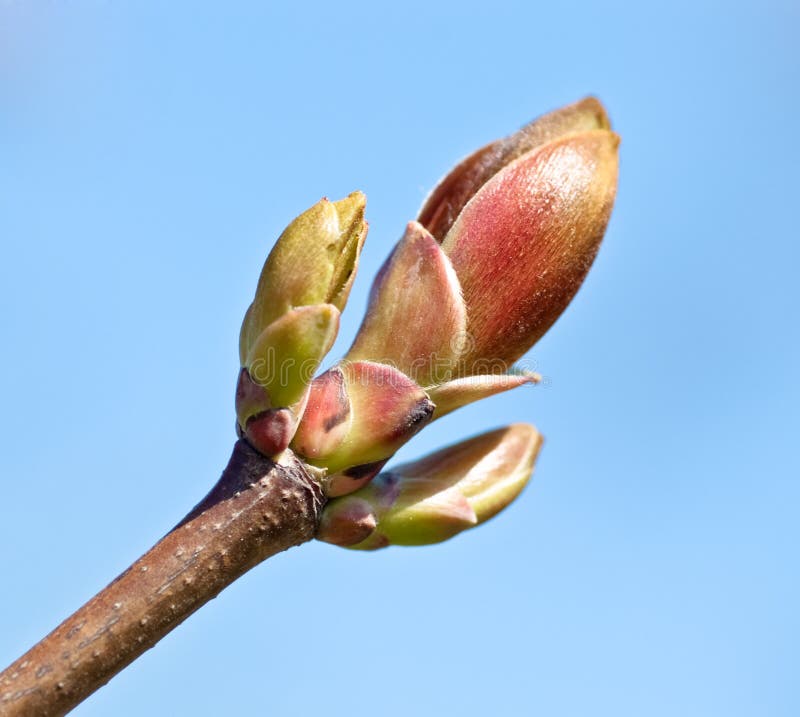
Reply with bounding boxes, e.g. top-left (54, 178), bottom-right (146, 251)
top-left (346, 222), bottom-right (466, 387)
top-left (291, 361), bottom-right (434, 480)
top-left (419, 97), bottom-right (611, 241)
top-left (442, 129), bottom-right (619, 371)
